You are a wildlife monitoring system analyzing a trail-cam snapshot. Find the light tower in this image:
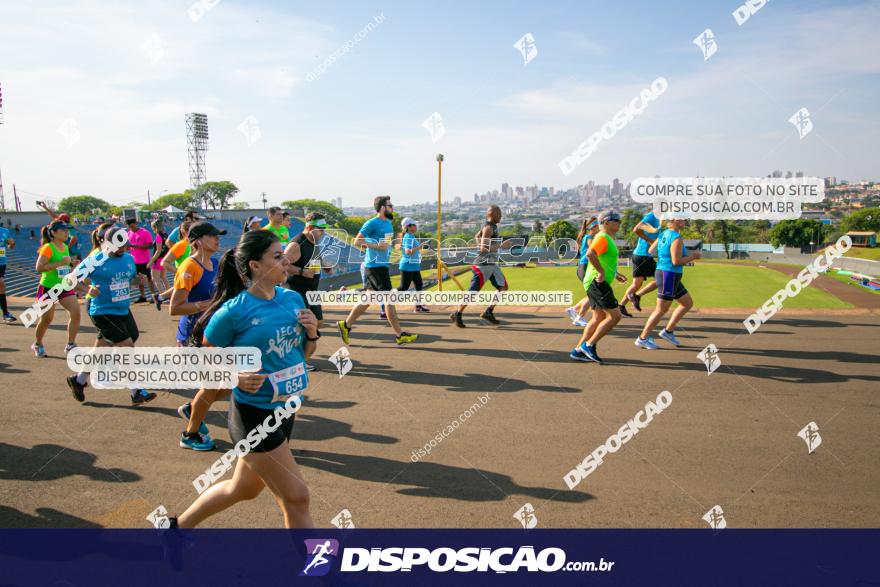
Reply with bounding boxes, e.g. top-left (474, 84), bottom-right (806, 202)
top-left (185, 113), bottom-right (208, 206)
